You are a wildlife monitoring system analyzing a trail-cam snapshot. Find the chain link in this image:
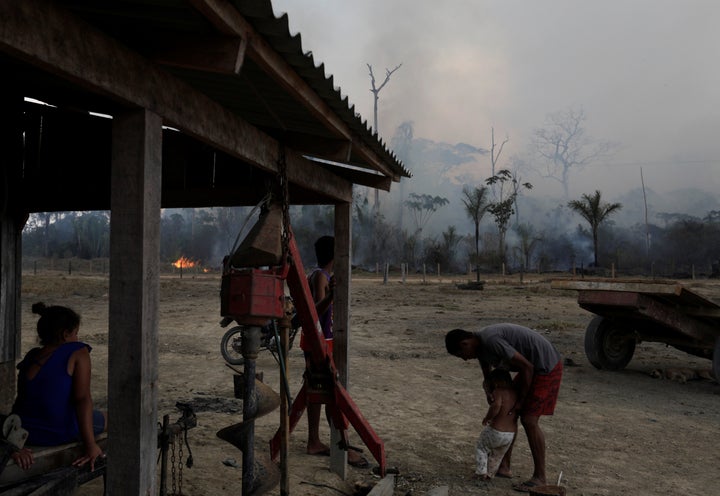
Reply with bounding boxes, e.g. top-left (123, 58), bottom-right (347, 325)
top-left (277, 145), bottom-right (291, 257)
top-left (177, 436), bottom-right (184, 495)
top-left (171, 437), bottom-right (177, 496)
